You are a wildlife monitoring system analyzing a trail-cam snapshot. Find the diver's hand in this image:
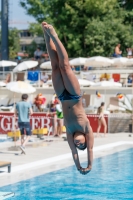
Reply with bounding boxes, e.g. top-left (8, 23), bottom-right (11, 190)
top-left (79, 167), bottom-right (91, 175)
